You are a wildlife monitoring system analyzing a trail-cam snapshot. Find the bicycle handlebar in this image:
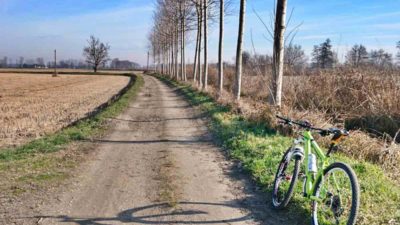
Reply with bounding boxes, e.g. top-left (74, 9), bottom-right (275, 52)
top-left (276, 115), bottom-right (349, 137)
